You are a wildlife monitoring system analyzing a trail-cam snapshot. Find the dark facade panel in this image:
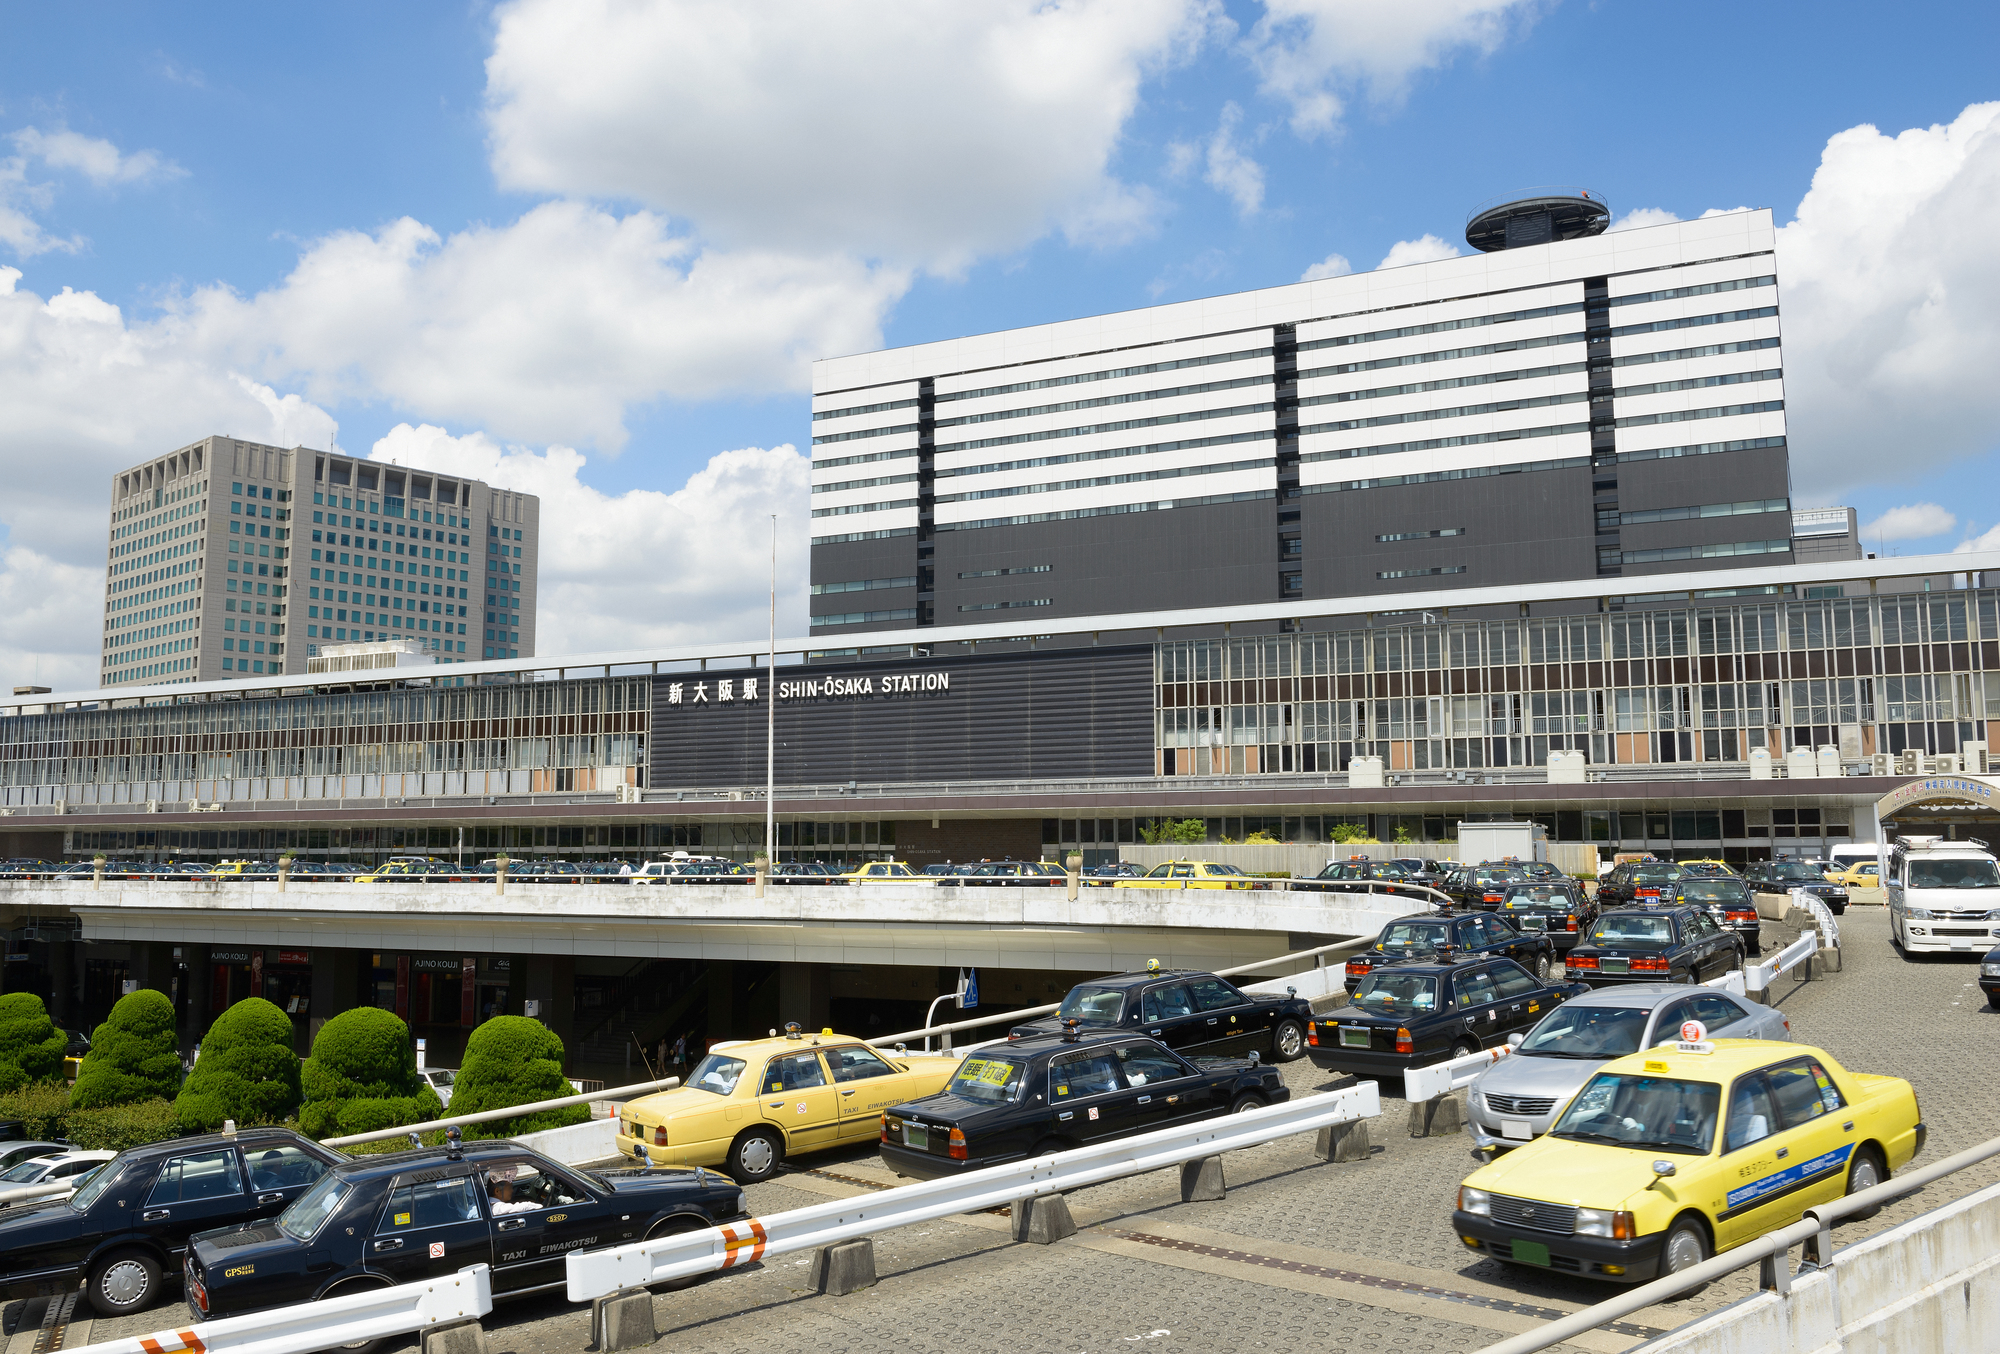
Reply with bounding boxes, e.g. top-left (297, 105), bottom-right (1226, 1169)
top-left (1615, 449), bottom-right (1789, 511)
top-left (650, 645), bottom-right (1156, 788)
